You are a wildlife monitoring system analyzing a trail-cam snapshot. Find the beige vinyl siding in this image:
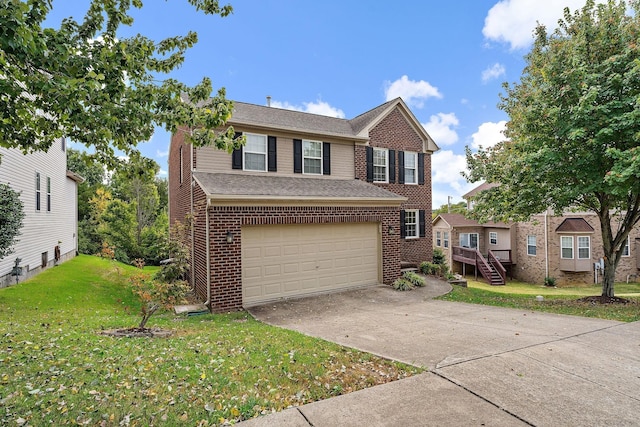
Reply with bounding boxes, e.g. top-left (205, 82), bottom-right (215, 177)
top-left (242, 222), bottom-right (380, 305)
top-left (0, 140), bottom-right (78, 285)
top-left (196, 137), bottom-right (355, 179)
